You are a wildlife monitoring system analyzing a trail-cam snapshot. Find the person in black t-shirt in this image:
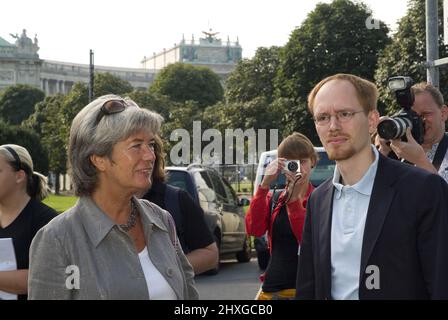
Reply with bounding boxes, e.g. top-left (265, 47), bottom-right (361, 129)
top-left (142, 135), bottom-right (218, 275)
top-left (0, 144), bottom-right (57, 300)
